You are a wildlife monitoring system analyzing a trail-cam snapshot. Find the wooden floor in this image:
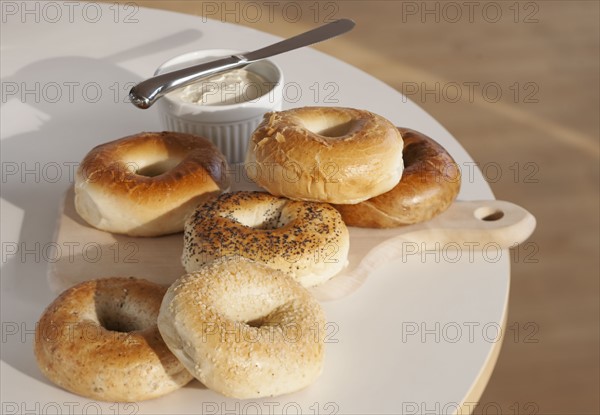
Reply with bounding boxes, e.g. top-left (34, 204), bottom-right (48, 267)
top-left (115, 1), bottom-right (599, 413)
